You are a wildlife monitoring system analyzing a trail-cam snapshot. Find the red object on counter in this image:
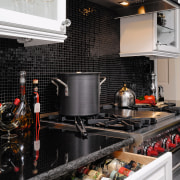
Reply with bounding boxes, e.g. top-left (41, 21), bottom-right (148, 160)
top-left (135, 99), bottom-right (156, 106)
top-left (152, 142), bottom-right (165, 153)
top-left (144, 95), bottom-right (156, 101)
top-left (144, 145), bottom-right (158, 156)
